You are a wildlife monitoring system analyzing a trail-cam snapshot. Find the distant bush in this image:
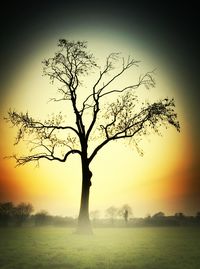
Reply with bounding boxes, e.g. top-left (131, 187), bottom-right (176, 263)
top-left (34, 210), bottom-right (52, 226)
top-left (14, 203), bottom-right (34, 226)
top-left (0, 202), bottom-right (14, 226)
